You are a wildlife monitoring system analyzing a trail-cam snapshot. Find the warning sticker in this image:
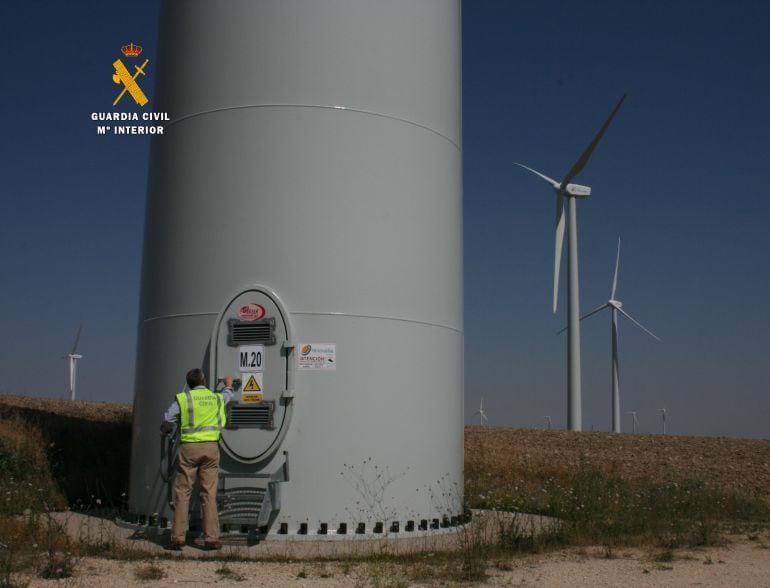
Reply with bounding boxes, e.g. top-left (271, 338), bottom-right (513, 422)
top-left (297, 343), bottom-right (336, 371)
top-left (243, 374), bottom-right (262, 392)
top-left (240, 372), bottom-right (263, 403)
